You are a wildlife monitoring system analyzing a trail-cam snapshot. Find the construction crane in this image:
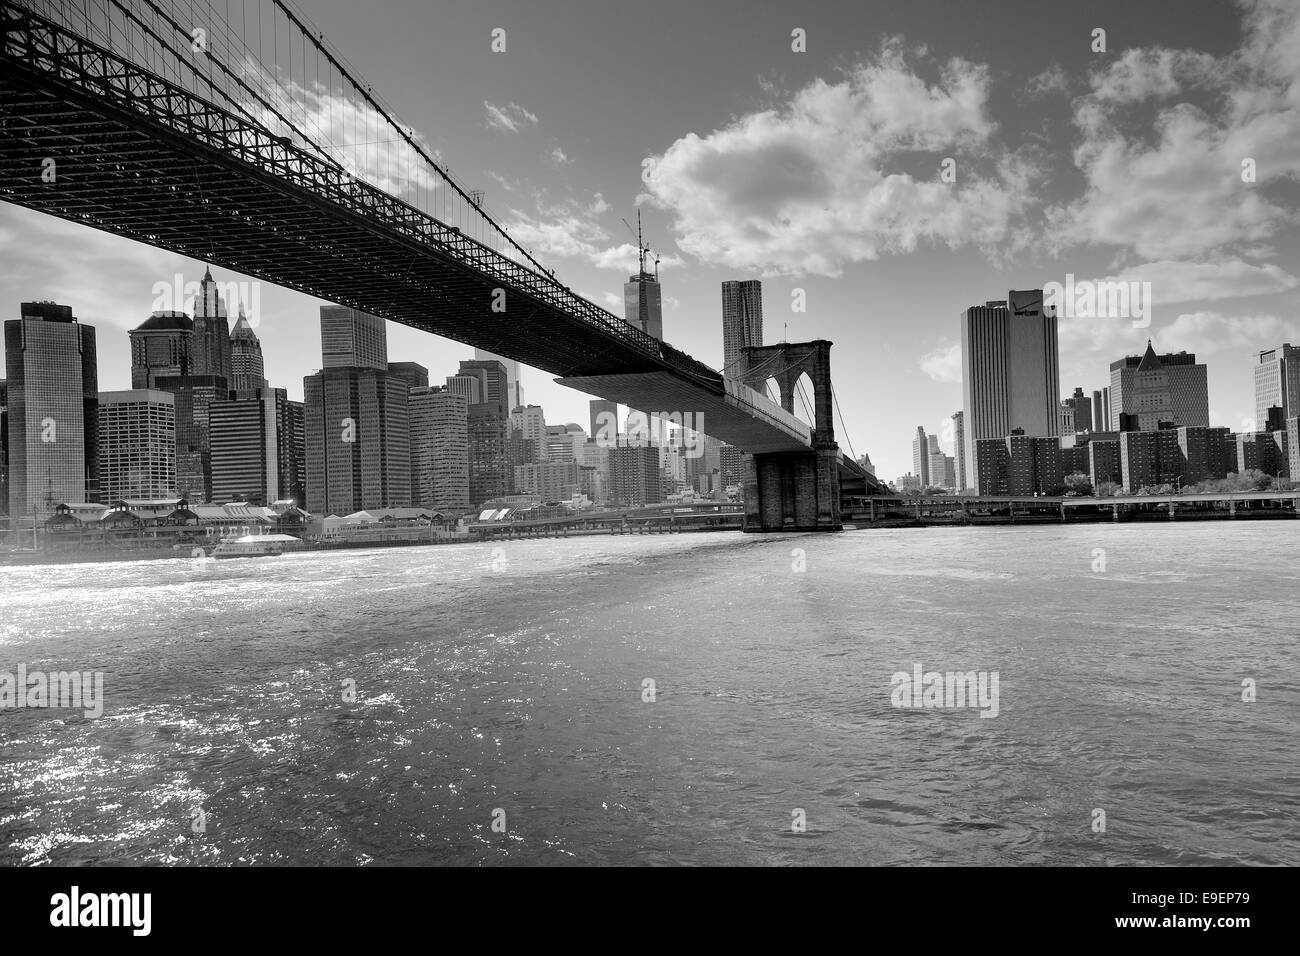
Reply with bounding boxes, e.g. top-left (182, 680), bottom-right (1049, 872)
top-left (621, 210), bottom-right (659, 279)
